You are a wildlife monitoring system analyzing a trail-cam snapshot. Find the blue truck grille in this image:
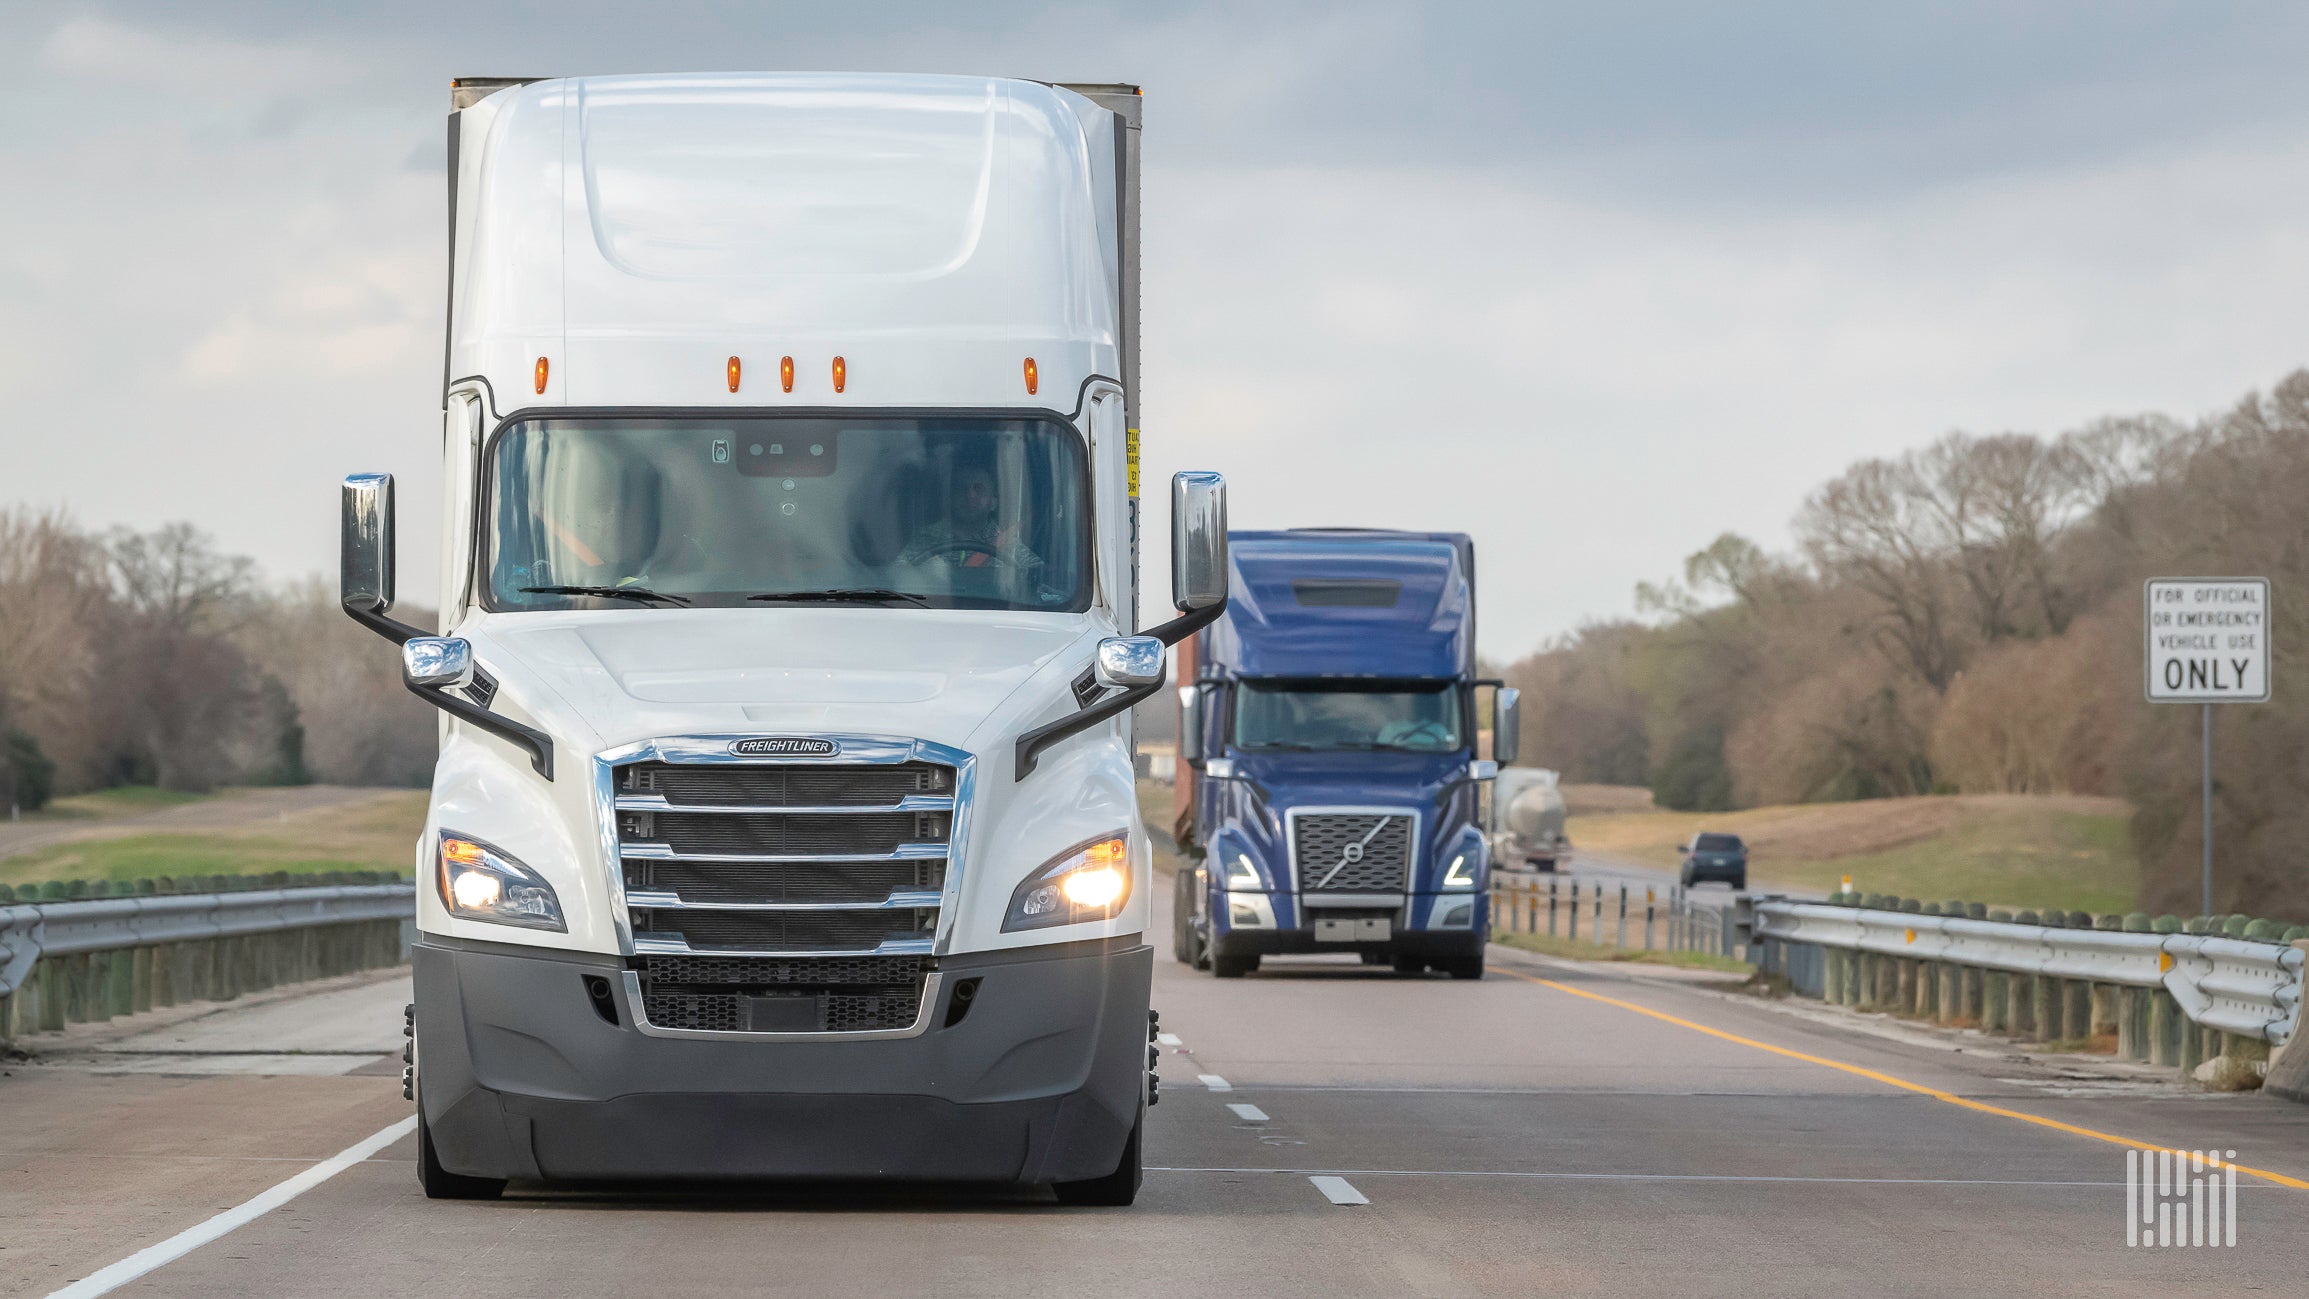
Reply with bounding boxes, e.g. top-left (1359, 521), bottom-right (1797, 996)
top-left (1292, 812), bottom-right (1414, 893)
